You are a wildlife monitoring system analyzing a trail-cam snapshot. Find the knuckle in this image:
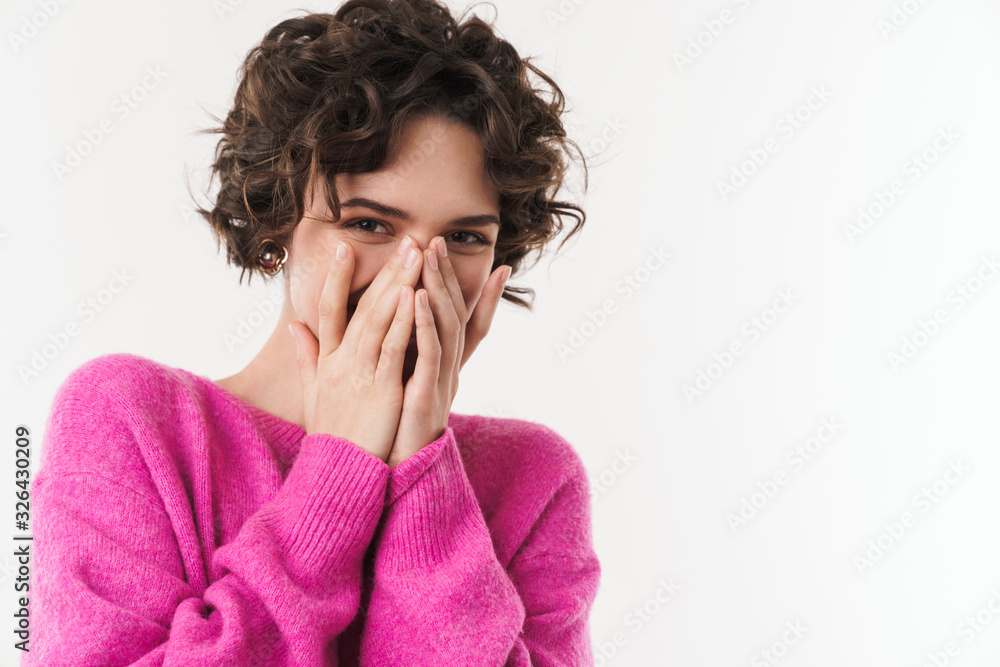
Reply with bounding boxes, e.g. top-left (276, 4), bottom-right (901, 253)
top-left (381, 337), bottom-right (403, 357)
top-left (364, 307), bottom-right (387, 332)
top-left (357, 361), bottom-right (377, 385)
top-left (317, 299), bottom-right (337, 320)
